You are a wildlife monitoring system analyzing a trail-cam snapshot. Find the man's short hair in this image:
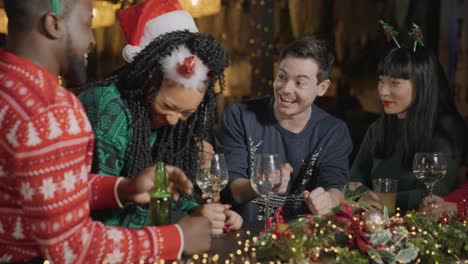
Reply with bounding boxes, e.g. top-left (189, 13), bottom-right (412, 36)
top-left (4, 0), bottom-right (74, 32)
top-left (280, 35), bottom-right (335, 83)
